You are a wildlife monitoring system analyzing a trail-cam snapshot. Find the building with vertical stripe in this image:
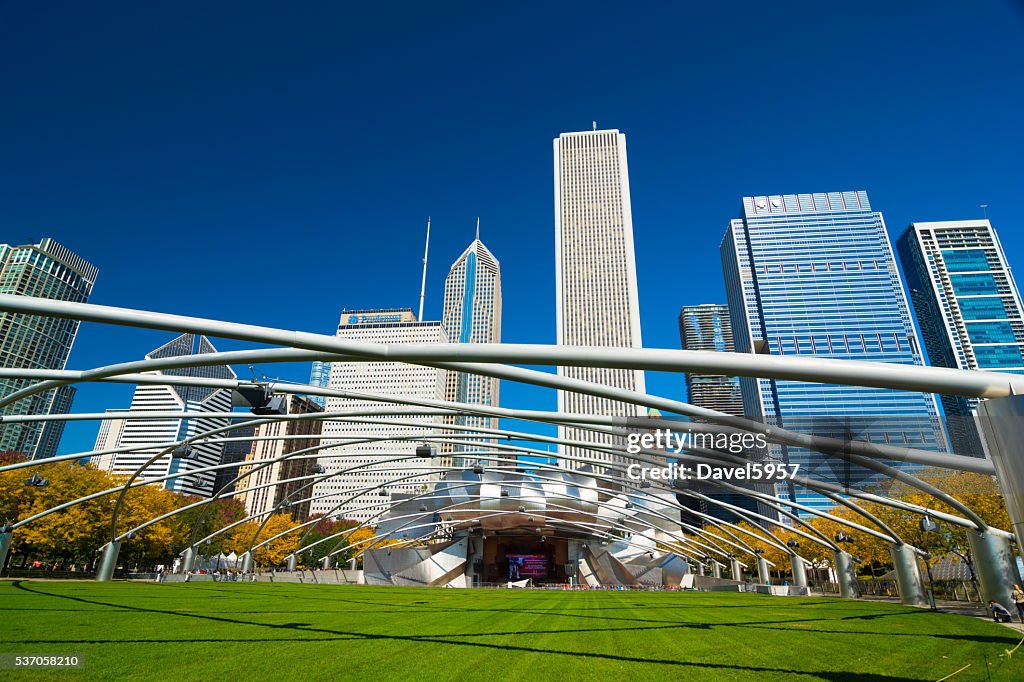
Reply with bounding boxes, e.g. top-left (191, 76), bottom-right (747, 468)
top-left (441, 231), bottom-right (502, 464)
